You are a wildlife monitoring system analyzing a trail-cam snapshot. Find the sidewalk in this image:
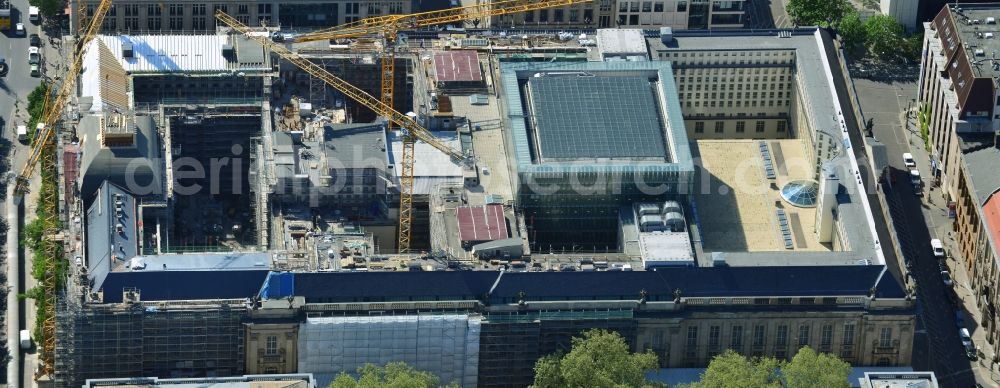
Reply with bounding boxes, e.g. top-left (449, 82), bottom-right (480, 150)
top-left (901, 105), bottom-right (1000, 385)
